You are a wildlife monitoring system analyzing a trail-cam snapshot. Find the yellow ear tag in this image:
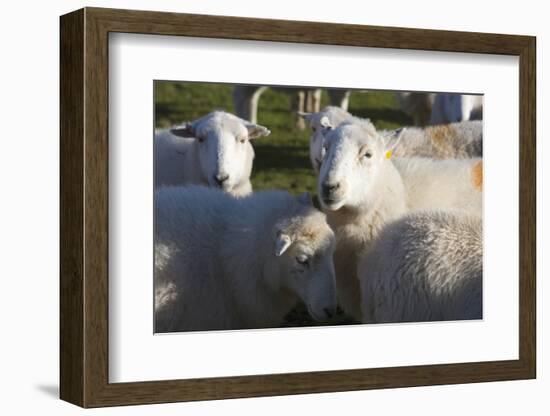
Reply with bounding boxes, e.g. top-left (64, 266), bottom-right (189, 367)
top-left (385, 150), bottom-right (392, 159)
